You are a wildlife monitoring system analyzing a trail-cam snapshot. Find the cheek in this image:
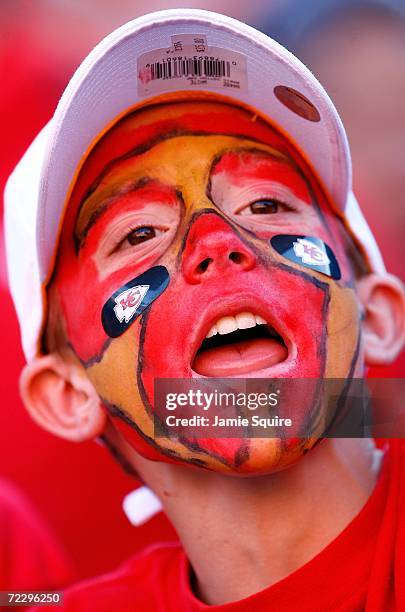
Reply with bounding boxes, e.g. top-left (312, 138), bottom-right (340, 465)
top-left (255, 217), bottom-right (352, 283)
top-left (325, 284), bottom-right (362, 378)
top-left (55, 245), bottom-right (145, 362)
top-left (86, 327), bottom-right (143, 413)
top-left (83, 328), bottom-right (181, 464)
